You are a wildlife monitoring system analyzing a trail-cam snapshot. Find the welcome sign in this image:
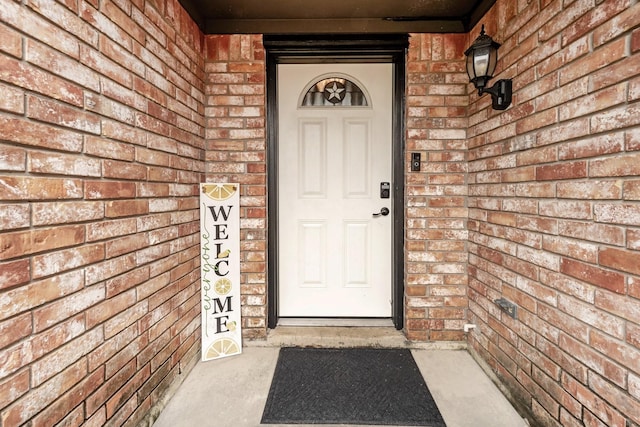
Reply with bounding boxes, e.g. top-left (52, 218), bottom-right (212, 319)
top-left (200, 183), bottom-right (242, 361)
